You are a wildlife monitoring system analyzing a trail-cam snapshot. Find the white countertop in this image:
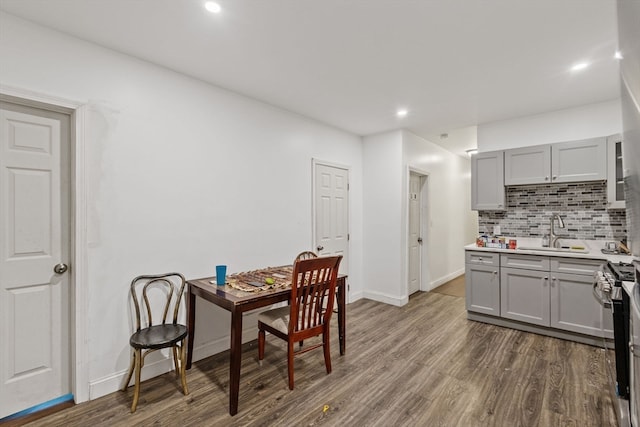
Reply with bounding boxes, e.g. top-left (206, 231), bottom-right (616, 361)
top-left (465, 237), bottom-right (634, 264)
